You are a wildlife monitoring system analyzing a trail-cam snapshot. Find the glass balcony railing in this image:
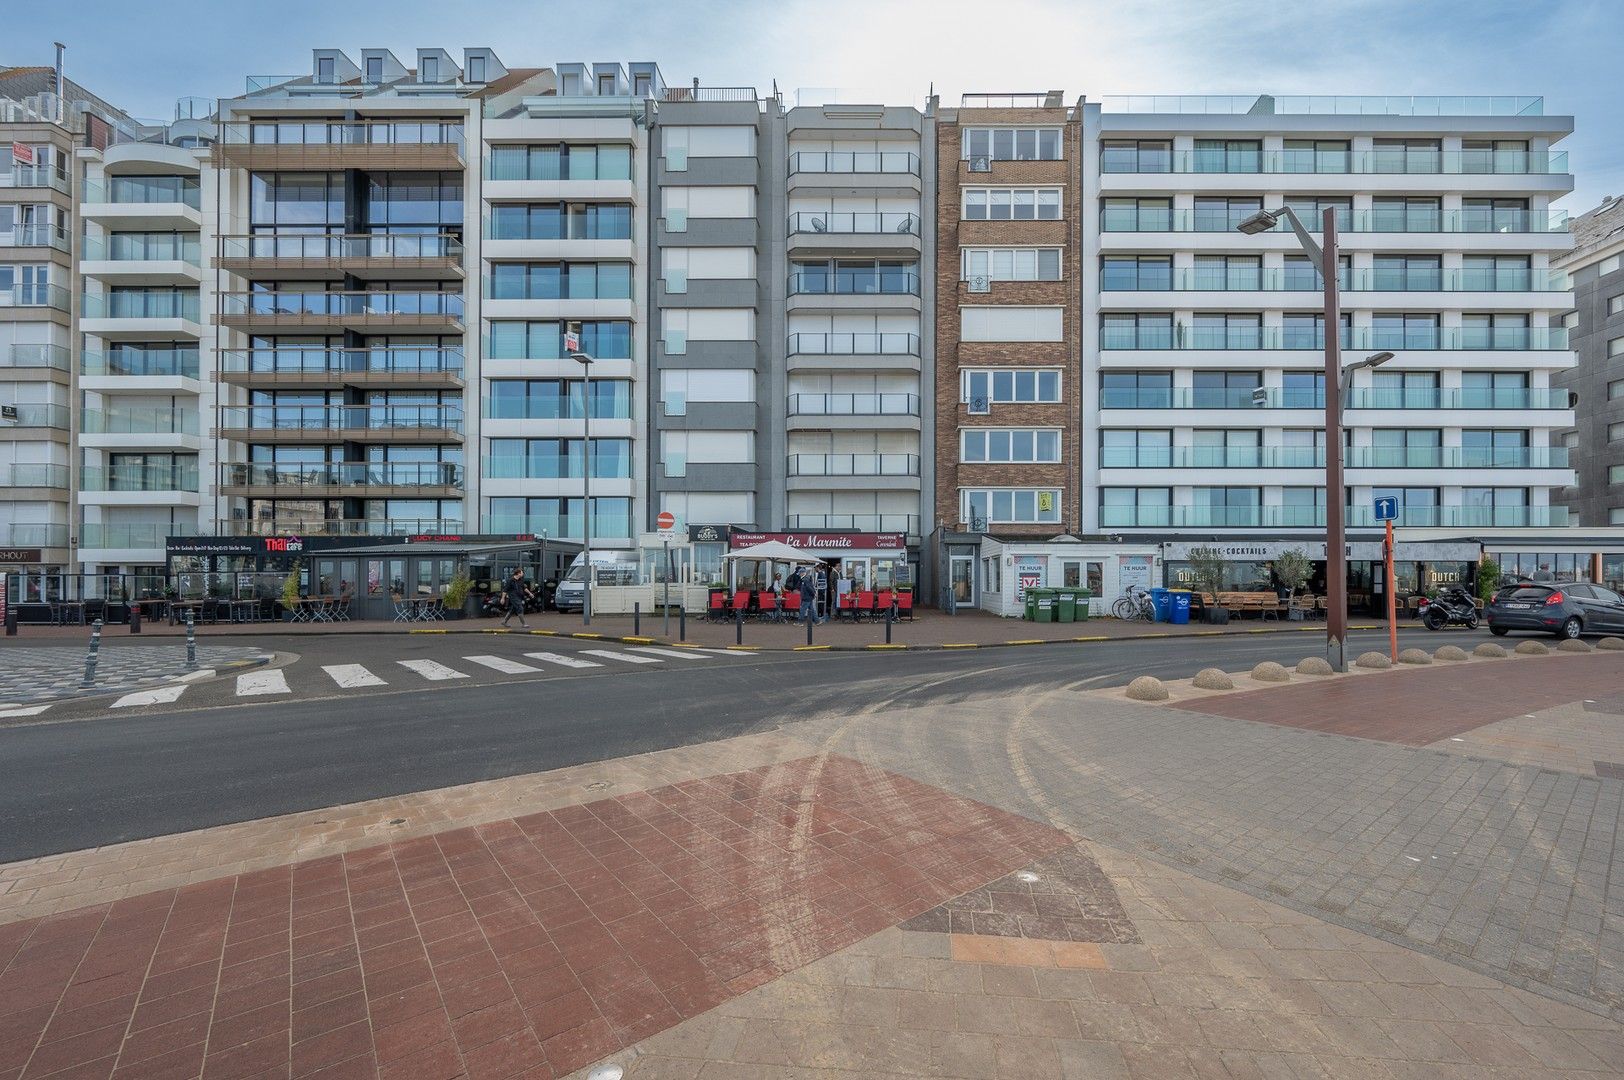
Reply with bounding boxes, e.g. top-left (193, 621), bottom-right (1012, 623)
top-left (220, 462), bottom-right (464, 490)
top-left (786, 332), bottom-right (921, 356)
top-left (1345, 446), bottom-right (1569, 469)
top-left (786, 393), bottom-right (921, 416)
top-left (0, 523), bottom-right (69, 547)
top-left (2, 165), bottom-right (71, 194)
top-left (80, 407), bottom-right (198, 435)
top-left (482, 273), bottom-right (632, 301)
top-left (81, 349), bottom-right (200, 378)
top-left (1100, 208), bottom-right (1570, 234)
top-left (1346, 387), bottom-right (1571, 409)
top-left (4, 403), bottom-right (70, 428)
top-left (81, 233), bottom-right (201, 264)
top-left (0, 283), bottom-right (70, 310)
top-left (1100, 324), bottom-right (1567, 351)
top-left (219, 233), bottom-right (463, 261)
top-left (477, 515), bottom-right (629, 541)
top-left (786, 513), bottom-right (921, 535)
top-left (79, 523), bottom-right (199, 548)
top-left (222, 517), bottom-right (466, 538)
top-left (1100, 149), bottom-right (1567, 175)
top-left (6, 223), bottom-right (70, 250)
top-left (787, 270), bottom-right (920, 296)
top-left (217, 405), bottom-right (463, 433)
top-left (3, 344), bottom-right (71, 370)
top-left (217, 347), bottom-right (464, 378)
top-left (787, 211), bottom-right (920, 236)
top-left (483, 457), bottom-right (632, 481)
top-left (81, 178), bottom-right (201, 209)
top-left (0, 463), bottom-right (69, 487)
top-left (1099, 447), bottom-right (1325, 469)
top-left (789, 151), bottom-right (921, 176)
top-left (80, 291), bottom-right (201, 321)
top-left (79, 463), bottom-right (200, 492)
top-left (787, 453), bottom-right (921, 477)
top-left (219, 291), bottom-right (464, 319)
top-left (218, 120), bottom-right (465, 156)
top-left (1102, 267), bottom-right (1569, 293)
